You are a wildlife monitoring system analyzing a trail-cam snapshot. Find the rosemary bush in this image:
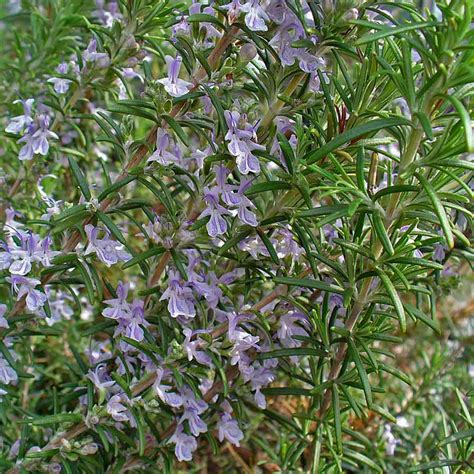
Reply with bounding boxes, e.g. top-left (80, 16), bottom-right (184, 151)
top-left (0, 0), bottom-right (472, 472)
